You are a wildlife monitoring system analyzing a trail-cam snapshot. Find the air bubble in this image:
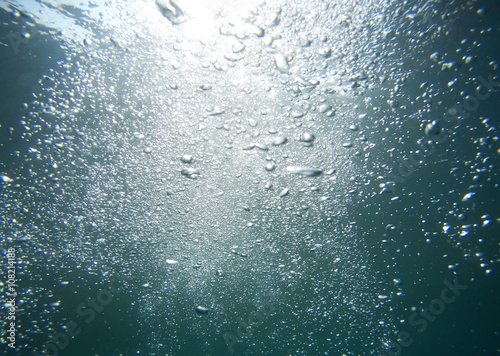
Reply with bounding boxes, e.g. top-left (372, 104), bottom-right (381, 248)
top-left (274, 54), bottom-right (290, 73)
